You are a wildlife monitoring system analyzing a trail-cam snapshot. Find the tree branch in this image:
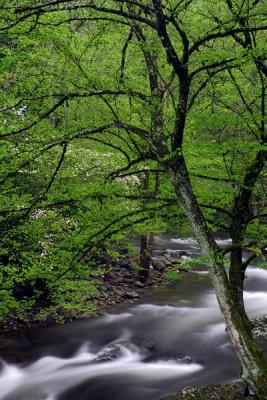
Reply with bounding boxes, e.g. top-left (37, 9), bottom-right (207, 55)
top-left (189, 25), bottom-right (267, 55)
top-left (242, 244), bottom-right (267, 270)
